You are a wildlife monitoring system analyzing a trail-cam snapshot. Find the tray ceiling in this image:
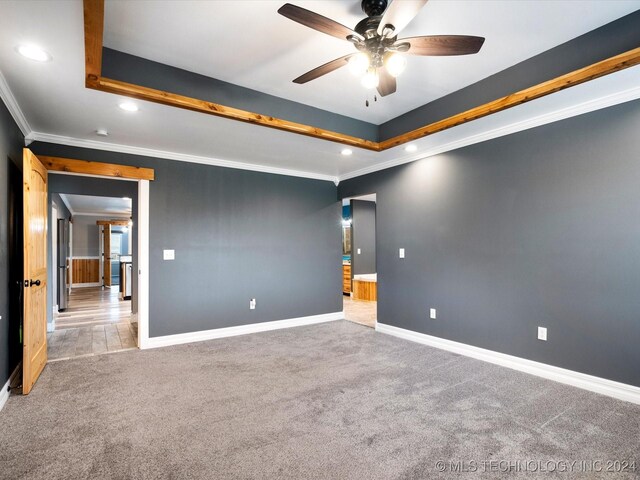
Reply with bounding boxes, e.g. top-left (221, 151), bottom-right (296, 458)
top-left (0, 1), bottom-right (639, 182)
top-left (104, 0), bottom-right (640, 124)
